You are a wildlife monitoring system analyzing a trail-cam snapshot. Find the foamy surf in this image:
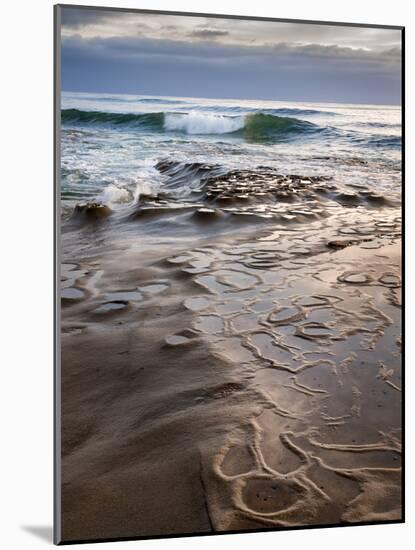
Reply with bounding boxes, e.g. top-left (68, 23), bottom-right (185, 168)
top-left (60, 93), bottom-right (401, 213)
top-left (100, 184), bottom-right (131, 205)
top-left (164, 112), bottom-right (245, 135)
